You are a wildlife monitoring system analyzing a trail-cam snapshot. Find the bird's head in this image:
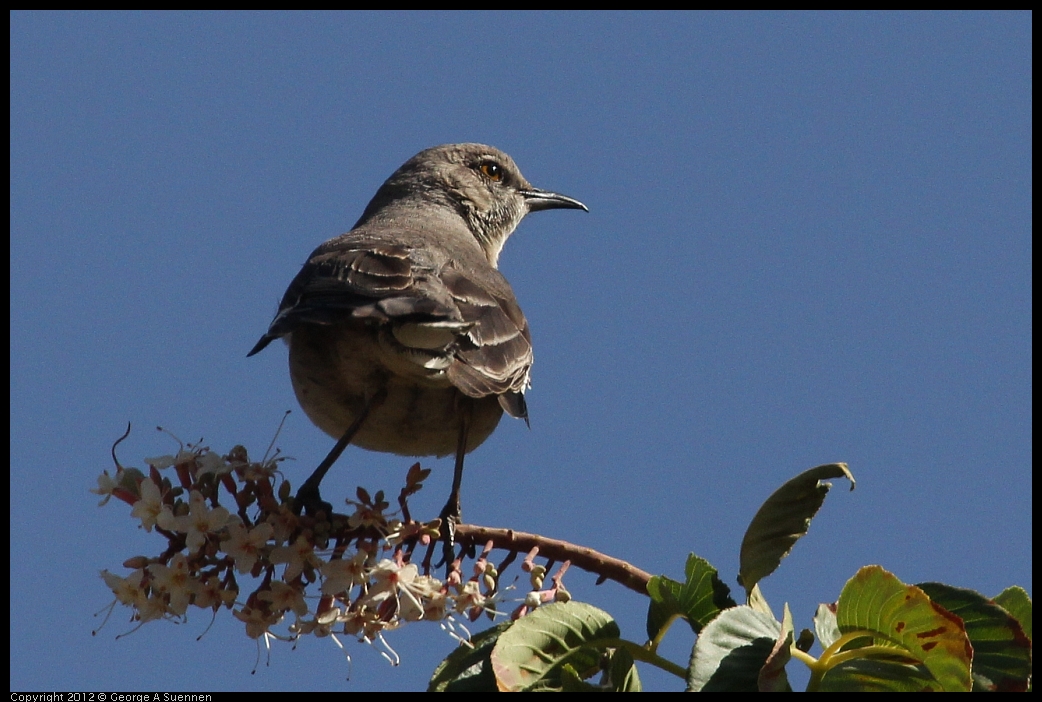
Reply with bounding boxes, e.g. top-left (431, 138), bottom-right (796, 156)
top-left (357, 143), bottom-right (587, 267)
